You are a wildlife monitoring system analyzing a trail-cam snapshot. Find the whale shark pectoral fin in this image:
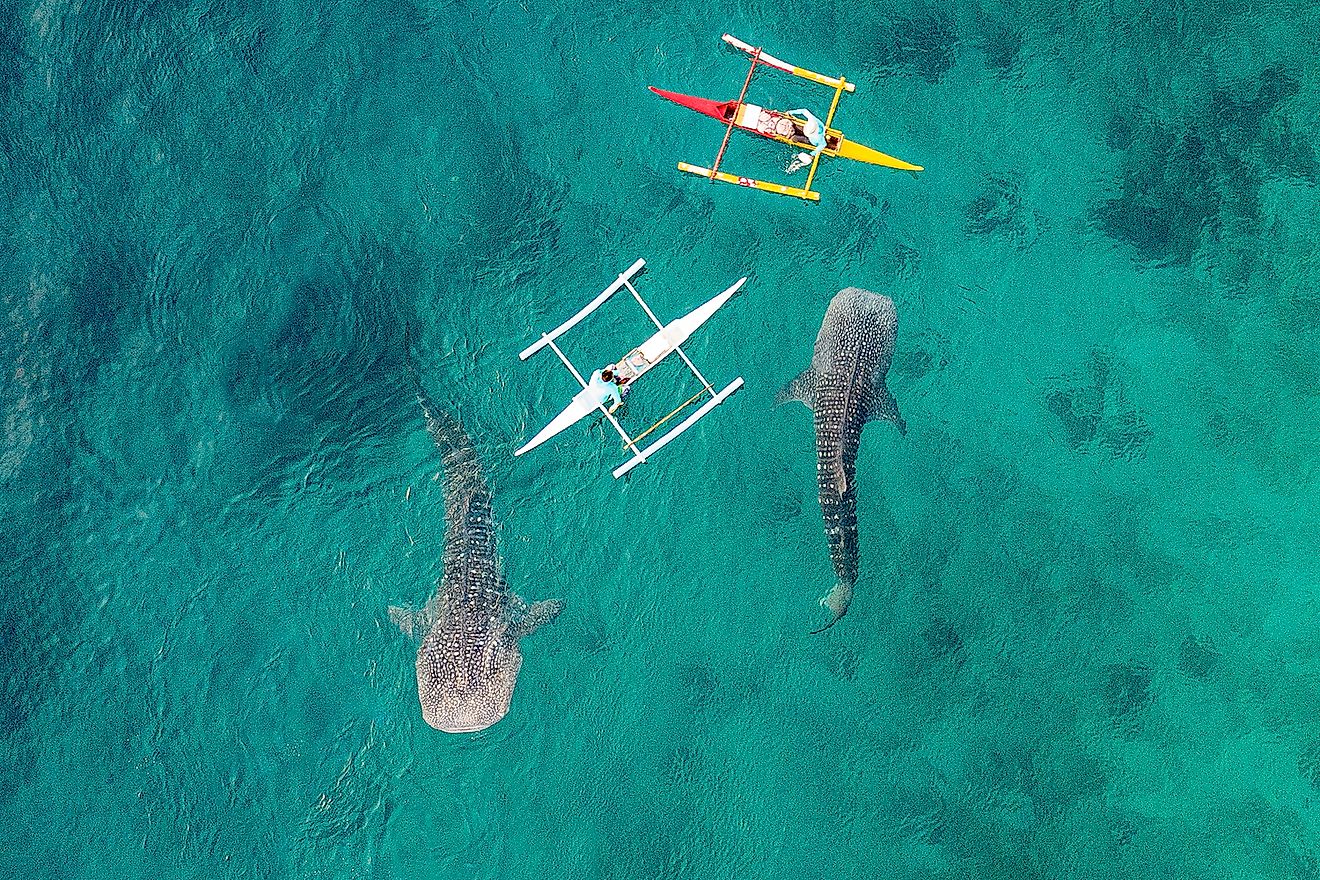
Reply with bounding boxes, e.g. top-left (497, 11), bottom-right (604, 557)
top-left (389, 605), bottom-right (426, 641)
top-left (776, 367), bottom-right (819, 410)
top-left (508, 598), bottom-right (565, 640)
top-left (865, 383), bottom-right (906, 435)
top-left (389, 594), bottom-right (446, 642)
